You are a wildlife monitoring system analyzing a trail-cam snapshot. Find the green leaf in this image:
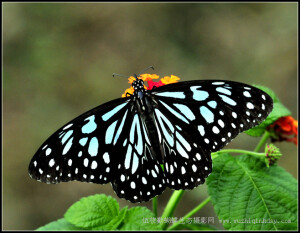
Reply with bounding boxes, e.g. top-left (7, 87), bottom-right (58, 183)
top-left (64, 194), bottom-right (119, 229)
top-left (94, 206), bottom-right (128, 230)
top-left (120, 206), bottom-right (162, 231)
top-left (36, 218), bottom-right (82, 231)
top-left (245, 85), bottom-right (291, 137)
top-left (207, 153), bottom-right (298, 230)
